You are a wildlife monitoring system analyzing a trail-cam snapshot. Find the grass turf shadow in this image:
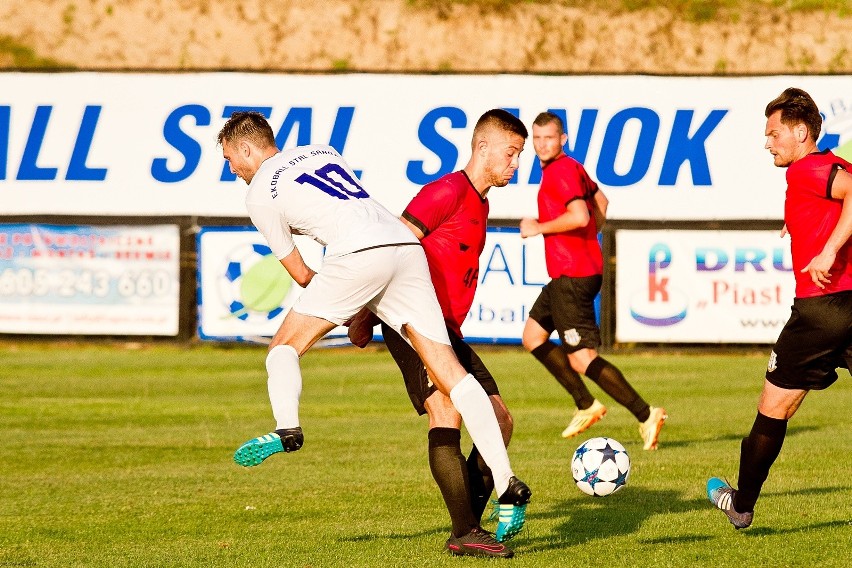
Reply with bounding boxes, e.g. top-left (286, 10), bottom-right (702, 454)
top-left (519, 488), bottom-right (708, 551)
